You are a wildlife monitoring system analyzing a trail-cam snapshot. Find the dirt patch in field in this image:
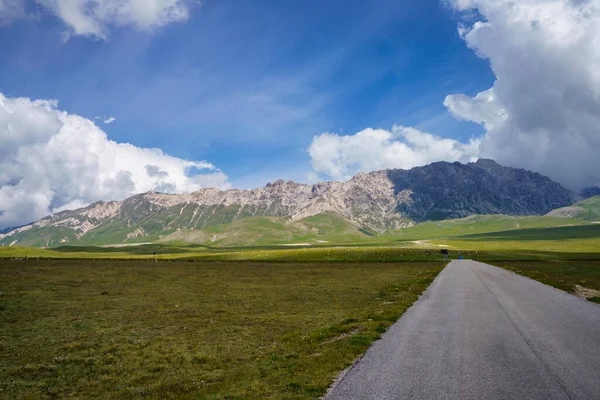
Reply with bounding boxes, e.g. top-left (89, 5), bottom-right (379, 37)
top-left (574, 285), bottom-right (600, 299)
top-left (322, 328), bottom-right (362, 345)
